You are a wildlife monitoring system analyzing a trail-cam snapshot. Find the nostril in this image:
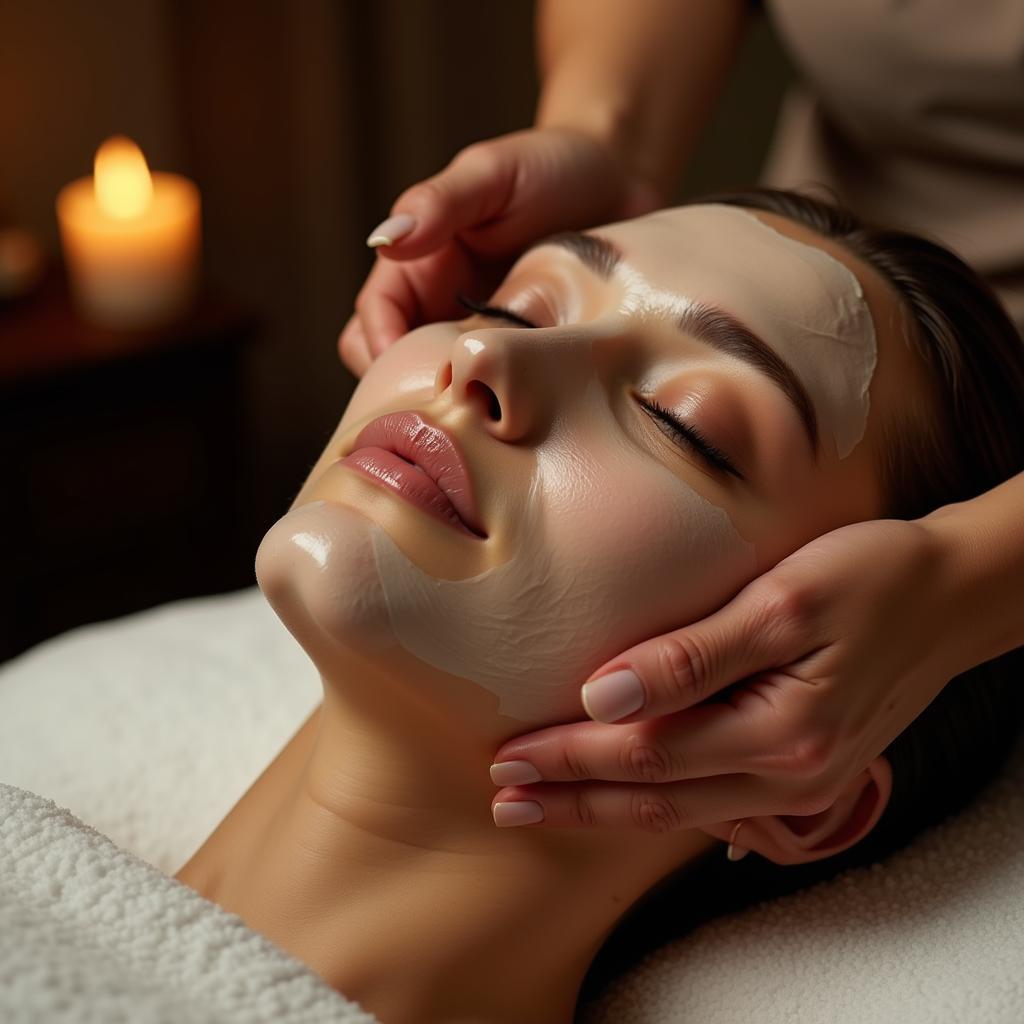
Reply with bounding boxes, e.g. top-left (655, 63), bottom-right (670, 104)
top-left (467, 380), bottom-right (502, 421)
top-left (435, 361), bottom-right (454, 393)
